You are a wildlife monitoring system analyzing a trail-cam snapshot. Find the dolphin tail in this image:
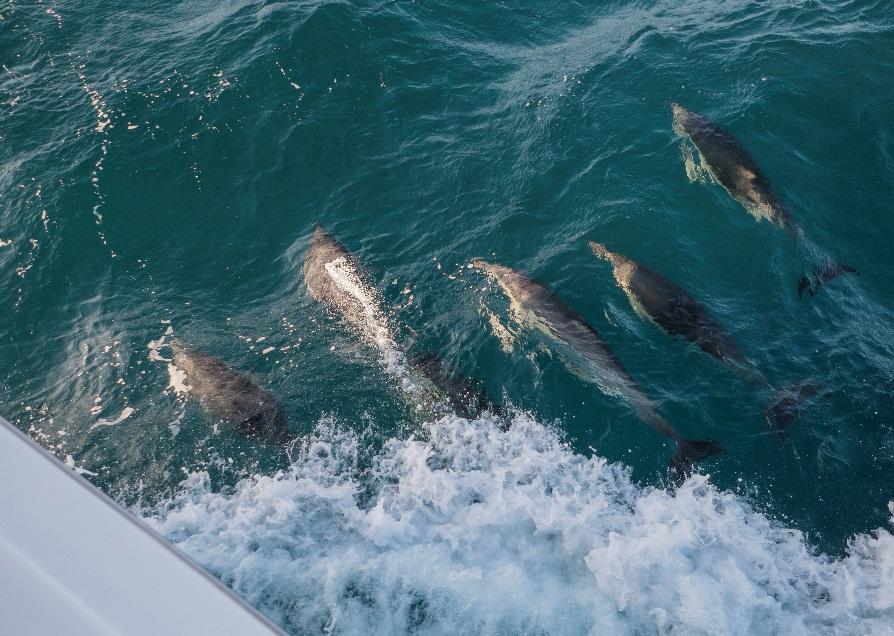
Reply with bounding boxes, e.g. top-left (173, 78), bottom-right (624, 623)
top-left (669, 437), bottom-right (725, 483)
top-left (798, 262), bottom-right (859, 299)
top-left (797, 275), bottom-right (813, 300)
